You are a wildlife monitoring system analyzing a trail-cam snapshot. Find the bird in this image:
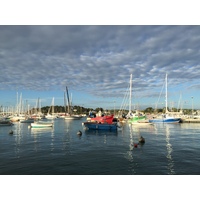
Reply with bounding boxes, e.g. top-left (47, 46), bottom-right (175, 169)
top-left (9, 130), bottom-right (13, 134)
top-left (139, 136), bottom-right (145, 143)
top-left (77, 130), bottom-right (82, 136)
